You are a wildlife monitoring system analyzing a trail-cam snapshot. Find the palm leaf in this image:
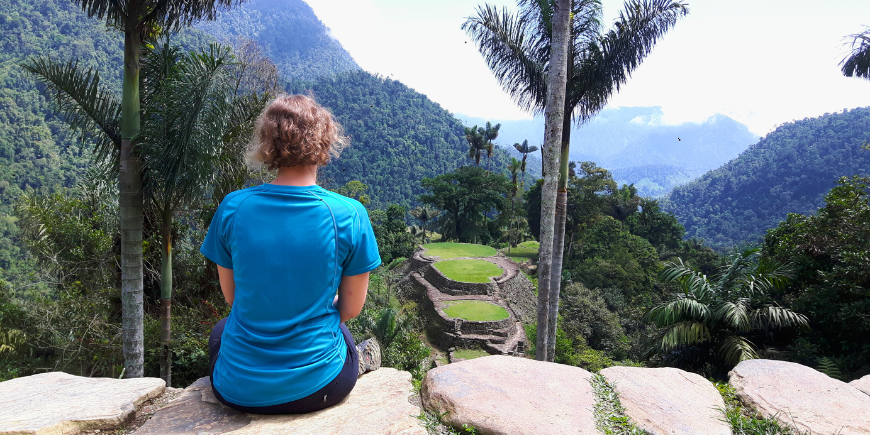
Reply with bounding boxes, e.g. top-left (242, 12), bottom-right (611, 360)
top-left (750, 305), bottom-right (809, 331)
top-left (645, 296), bottom-right (711, 327)
top-left (716, 335), bottom-right (758, 367)
top-left (842, 27), bottom-right (870, 79)
top-left (712, 299), bottom-right (751, 332)
top-left (658, 321), bottom-right (711, 352)
top-left (21, 57), bottom-right (121, 162)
